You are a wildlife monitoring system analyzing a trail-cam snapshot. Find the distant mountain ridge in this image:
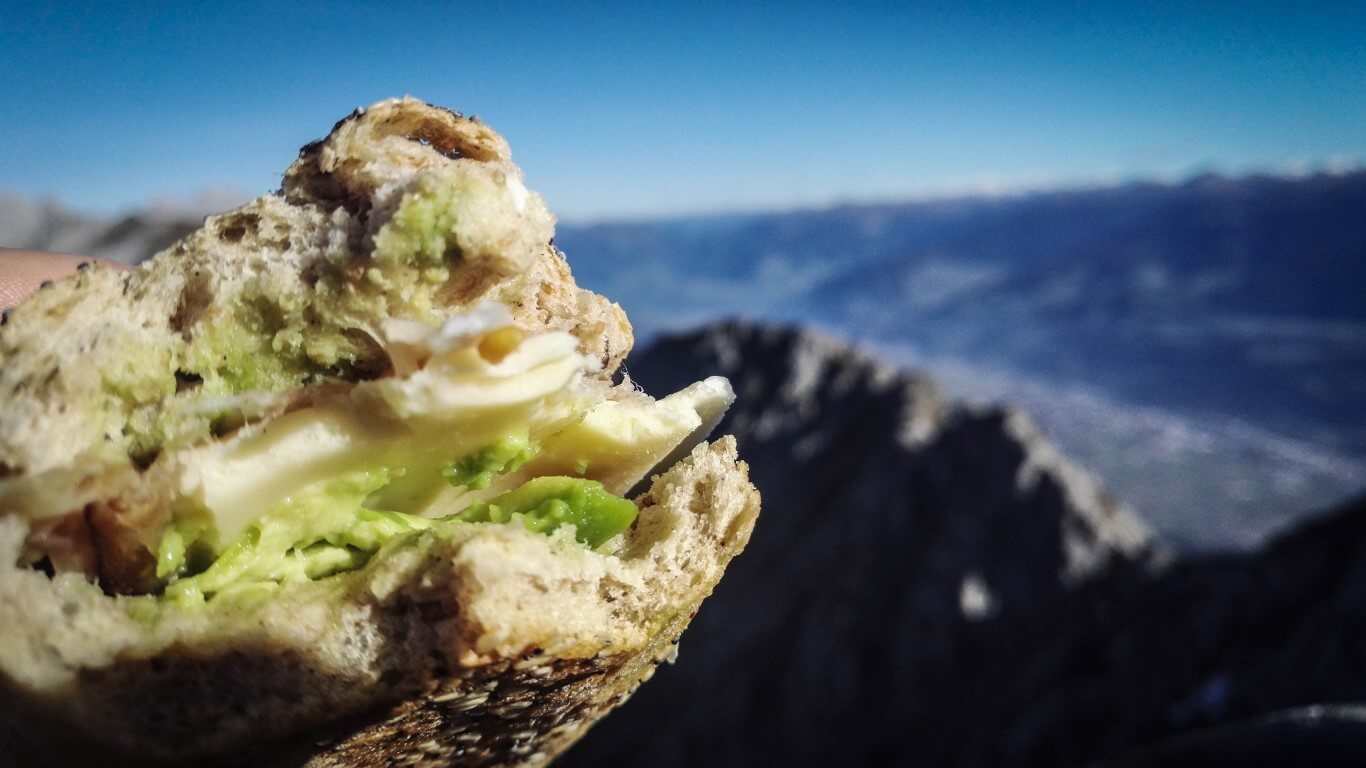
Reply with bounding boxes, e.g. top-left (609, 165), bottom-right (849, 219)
top-left (557, 171), bottom-right (1366, 447)
top-left (555, 170), bottom-right (1366, 546)
top-left (0, 192), bottom-right (198, 265)
top-left (820, 172), bottom-right (1366, 451)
